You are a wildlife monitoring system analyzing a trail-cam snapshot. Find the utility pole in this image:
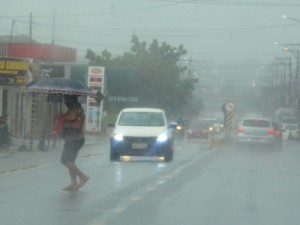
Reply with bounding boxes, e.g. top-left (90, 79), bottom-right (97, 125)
top-left (282, 44), bottom-right (300, 110)
top-left (289, 57), bottom-right (293, 107)
top-left (296, 49), bottom-right (300, 109)
top-left (29, 12), bottom-right (32, 43)
top-left (51, 9), bottom-right (56, 63)
top-left (281, 15), bottom-right (300, 109)
top-left (273, 57), bottom-right (291, 107)
top-left (9, 19), bottom-right (15, 43)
